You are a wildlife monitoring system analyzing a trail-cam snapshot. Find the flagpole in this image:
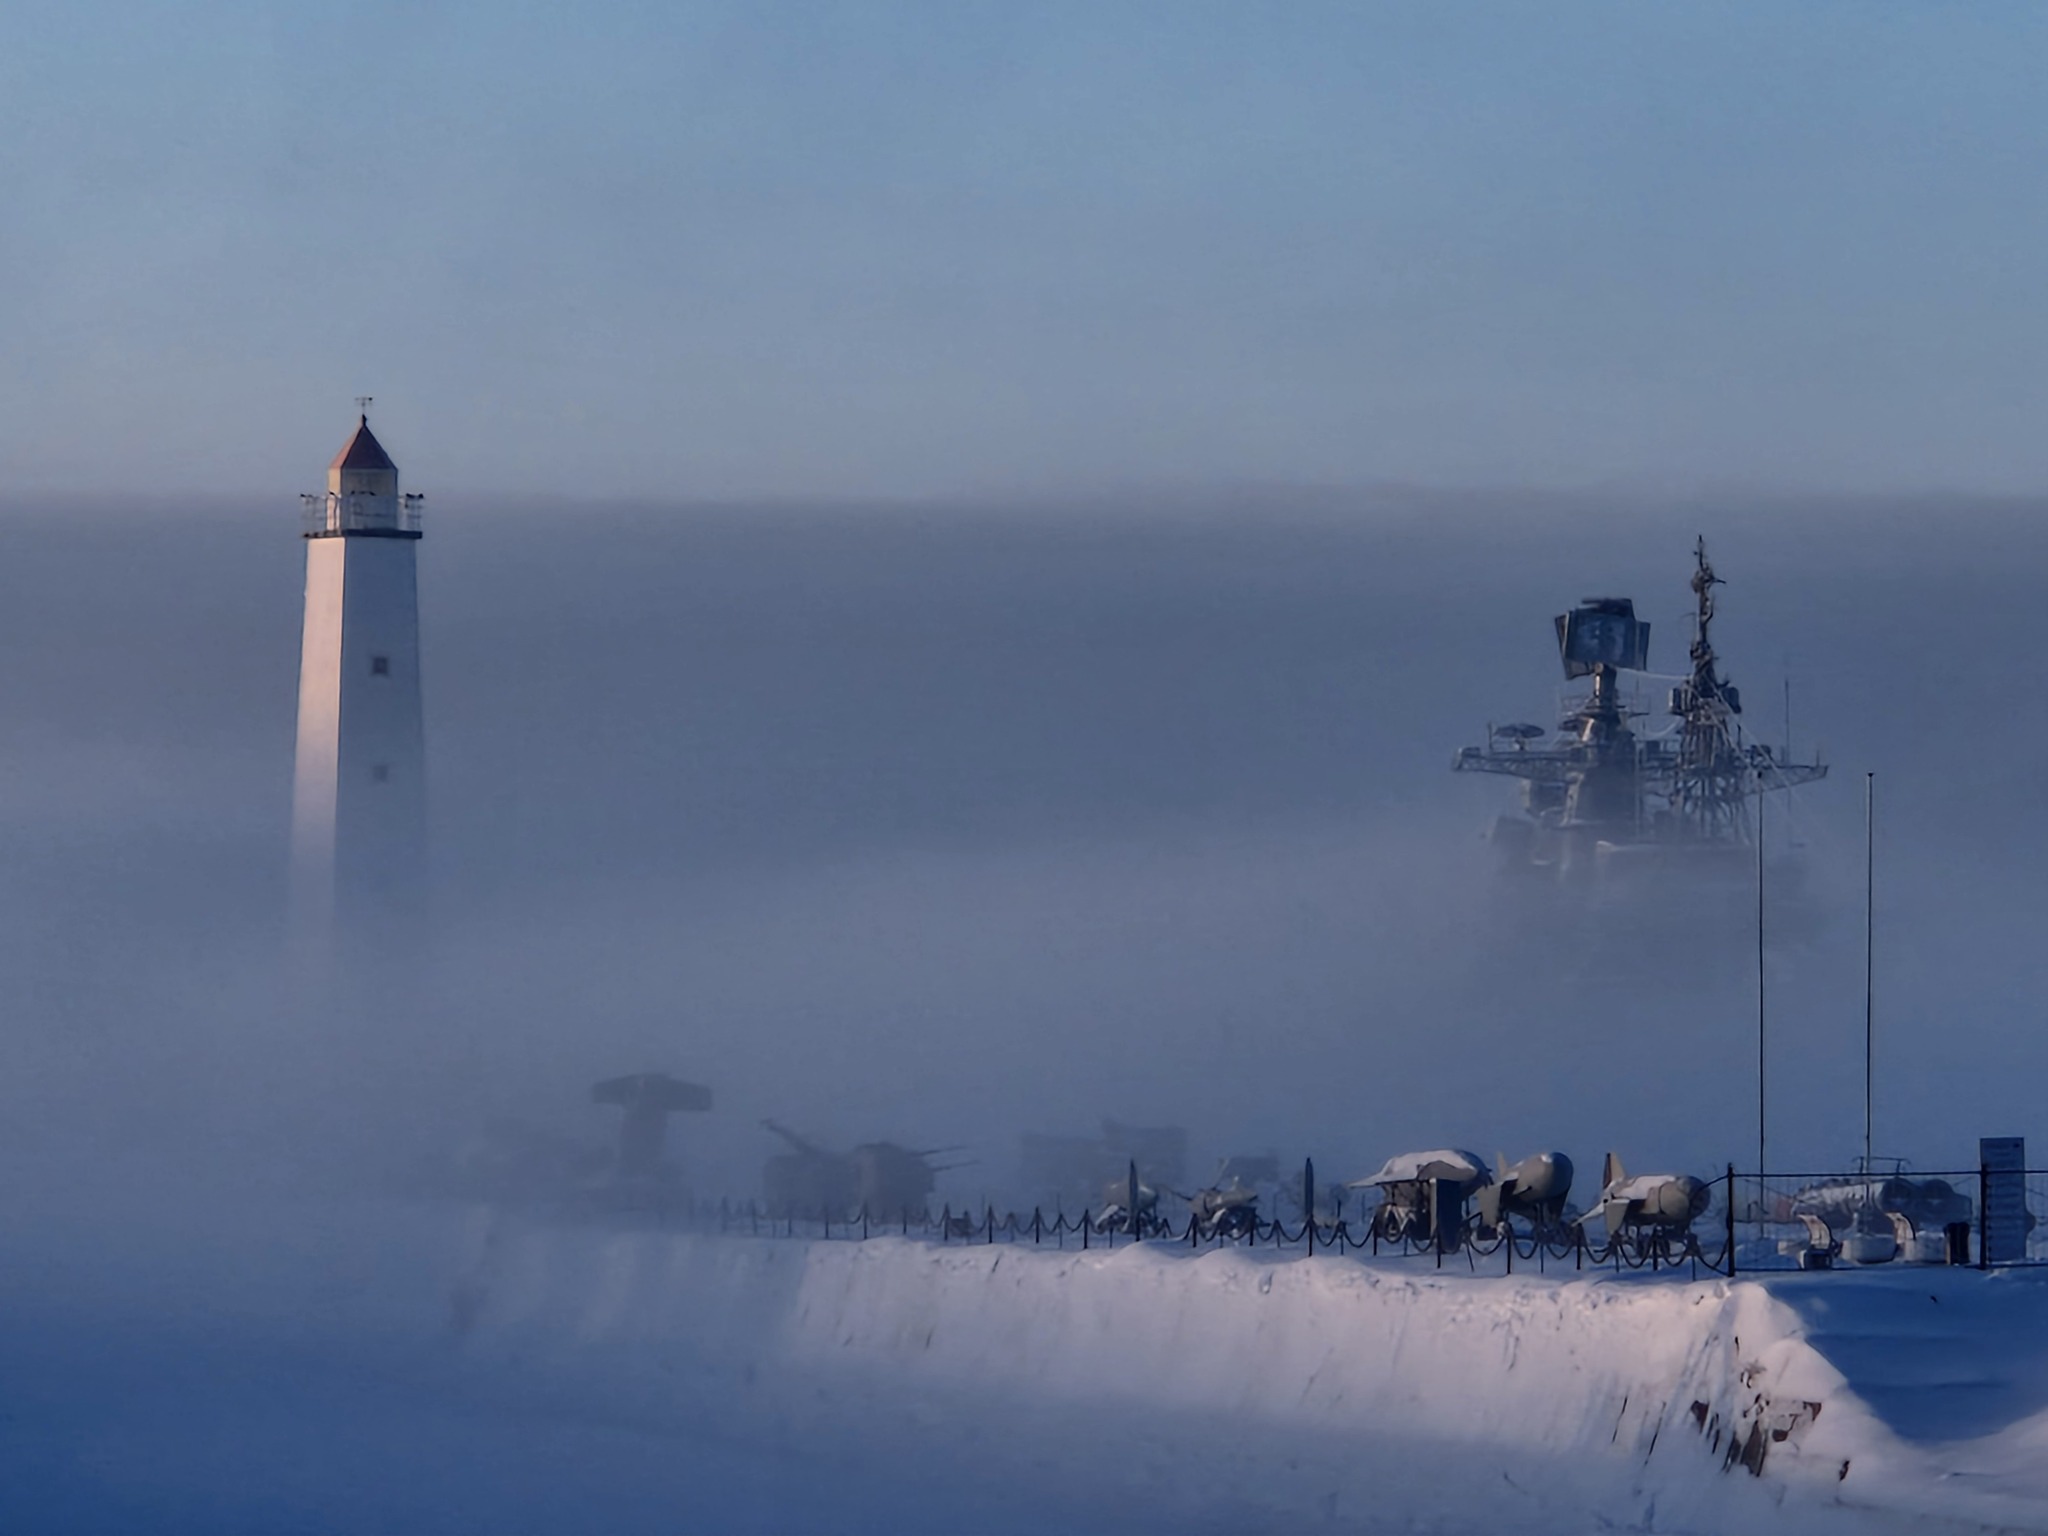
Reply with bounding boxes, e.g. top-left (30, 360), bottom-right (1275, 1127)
top-left (1756, 787), bottom-right (1767, 1198)
top-left (1864, 772), bottom-right (1875, 1172)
